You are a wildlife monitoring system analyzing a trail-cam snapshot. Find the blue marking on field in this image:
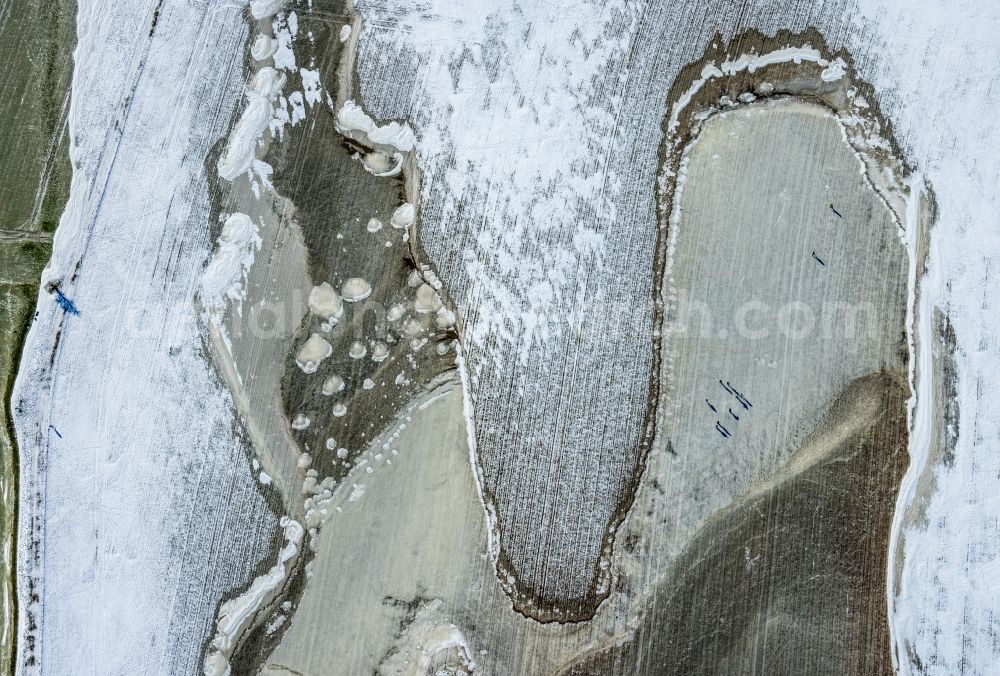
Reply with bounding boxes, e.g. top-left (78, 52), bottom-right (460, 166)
top-left (53, 288), bottom-right (80, 315)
